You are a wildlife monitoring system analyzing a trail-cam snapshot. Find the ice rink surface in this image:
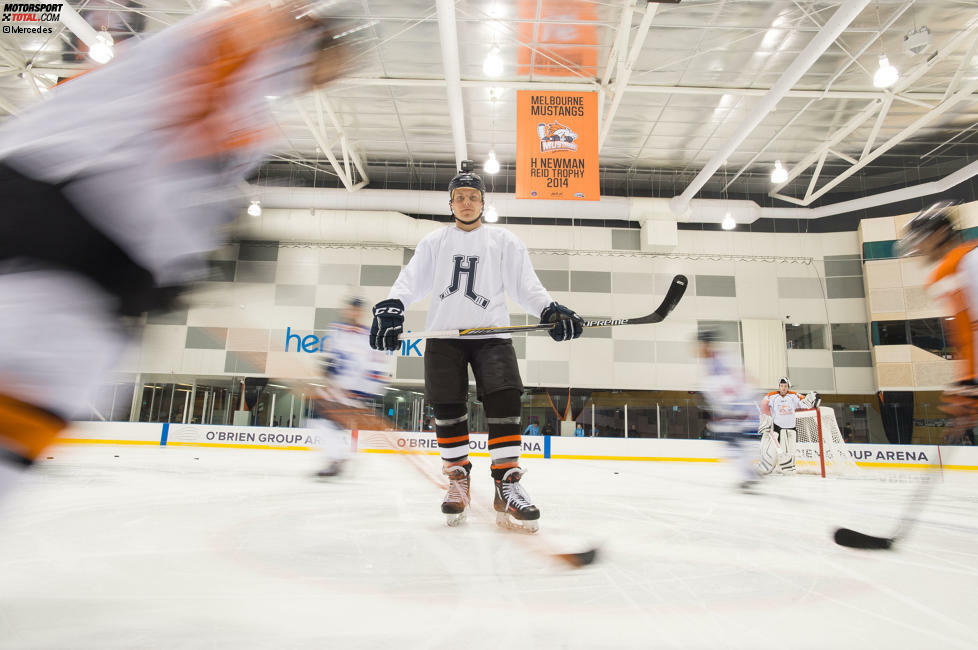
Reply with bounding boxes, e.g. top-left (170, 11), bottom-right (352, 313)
top-left (1, 444), bottom-right (977, 650)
